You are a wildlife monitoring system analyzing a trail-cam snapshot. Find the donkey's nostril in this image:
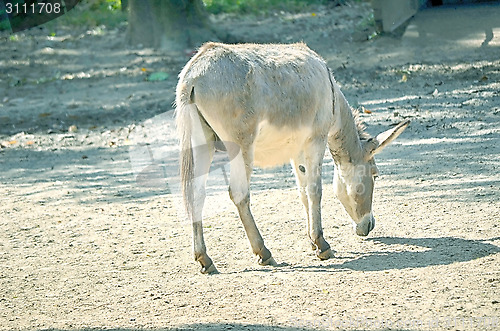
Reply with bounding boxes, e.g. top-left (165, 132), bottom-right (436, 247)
top-left (369, 217), bottom-right (375, 231)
